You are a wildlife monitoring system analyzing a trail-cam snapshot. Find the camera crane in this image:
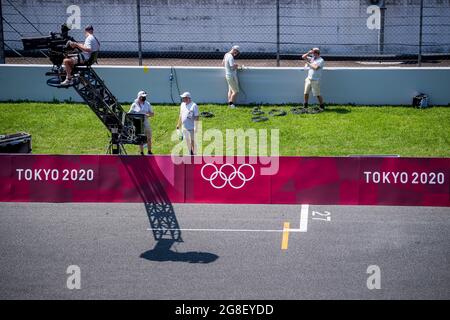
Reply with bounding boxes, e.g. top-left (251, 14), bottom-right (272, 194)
top-left (21, 24), bottom-right (146, 154)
